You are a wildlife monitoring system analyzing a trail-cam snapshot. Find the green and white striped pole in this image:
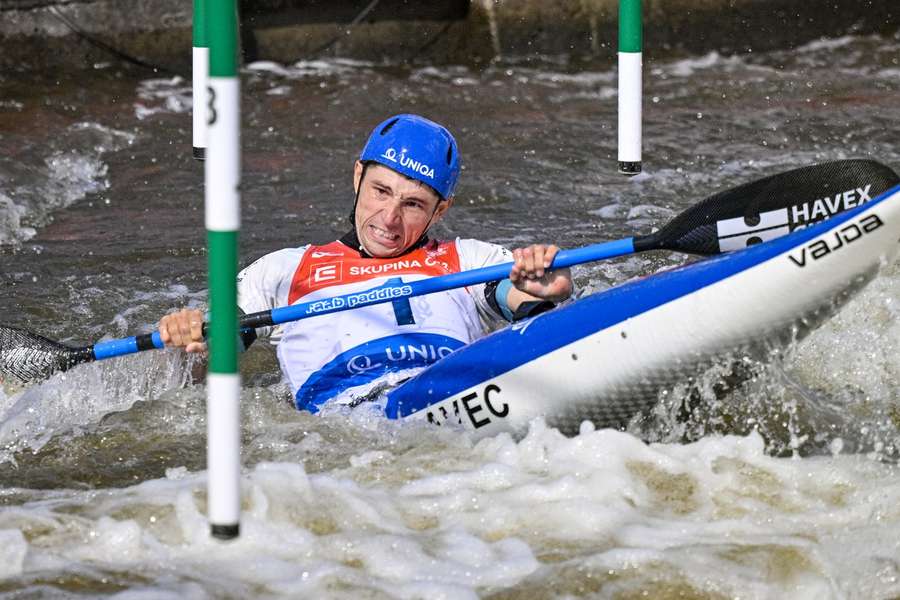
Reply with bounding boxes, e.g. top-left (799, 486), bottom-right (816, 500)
top-left (205, 0), bottom-right (241, 540)
top-left (618, 0), bottom-right (642, 175)
top-left (192, 0), bottom-right (208, 161)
